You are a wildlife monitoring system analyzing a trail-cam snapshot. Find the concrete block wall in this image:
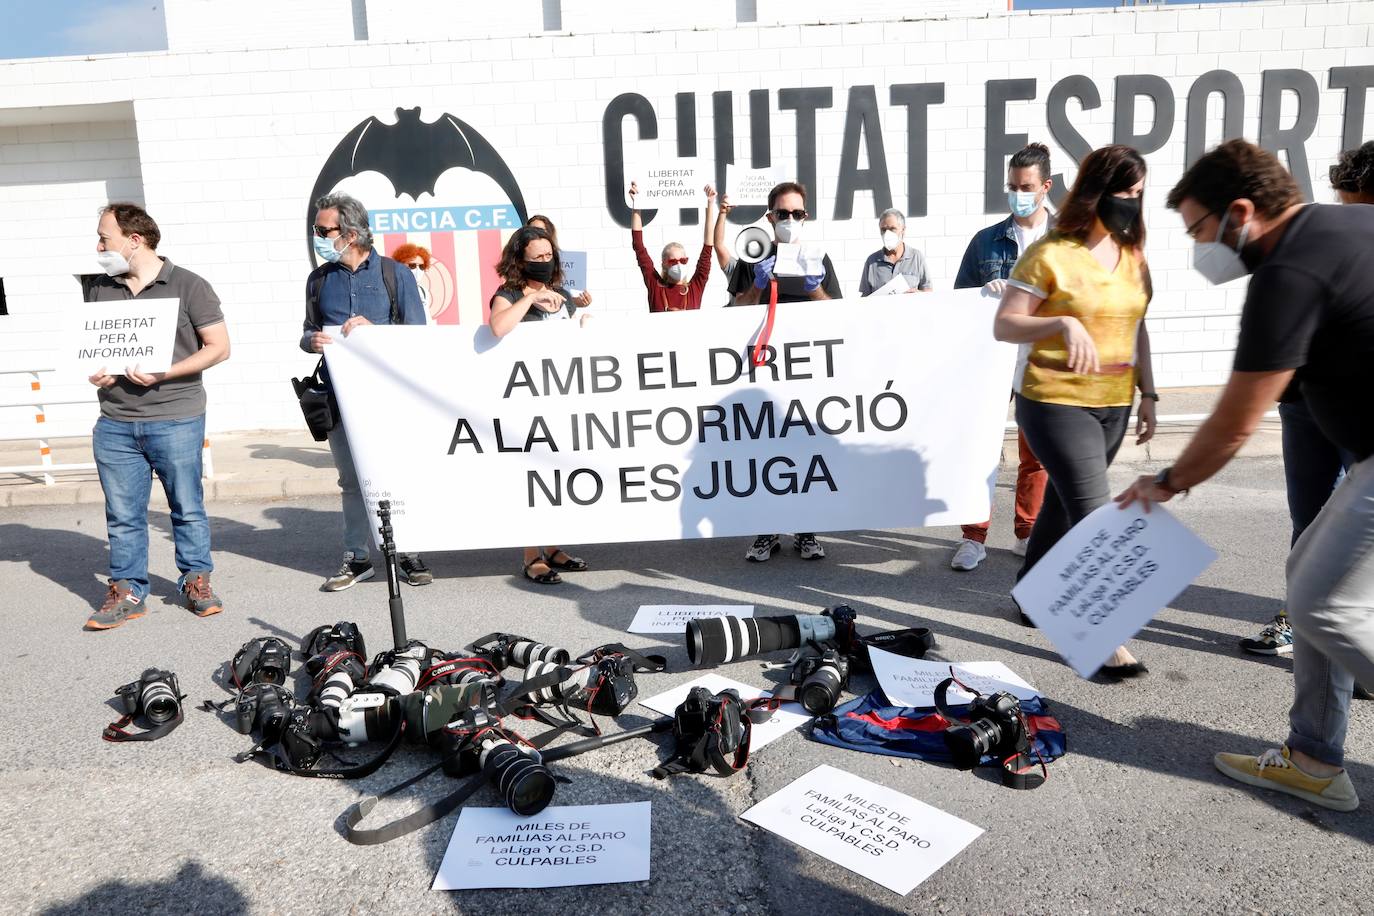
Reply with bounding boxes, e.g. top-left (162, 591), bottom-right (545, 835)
top-left (0, 0), bottom-right (1370, 433)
